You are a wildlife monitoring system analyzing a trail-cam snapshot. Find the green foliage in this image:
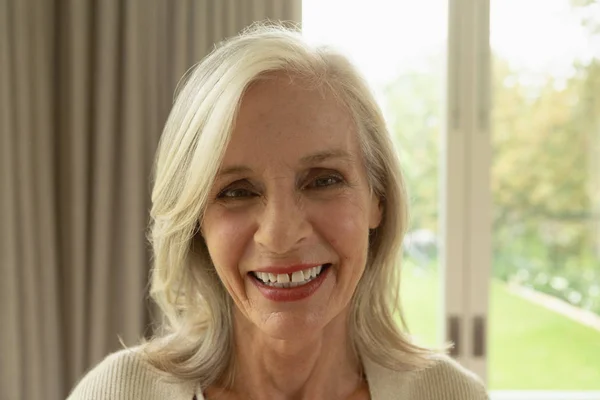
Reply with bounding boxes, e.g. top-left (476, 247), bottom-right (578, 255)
top-left (491, 53), bottom-right (600, 314)
top-left (571, 0), bottom-right (600, 35)
top-left (383, 9), bottom-right (600, 314)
